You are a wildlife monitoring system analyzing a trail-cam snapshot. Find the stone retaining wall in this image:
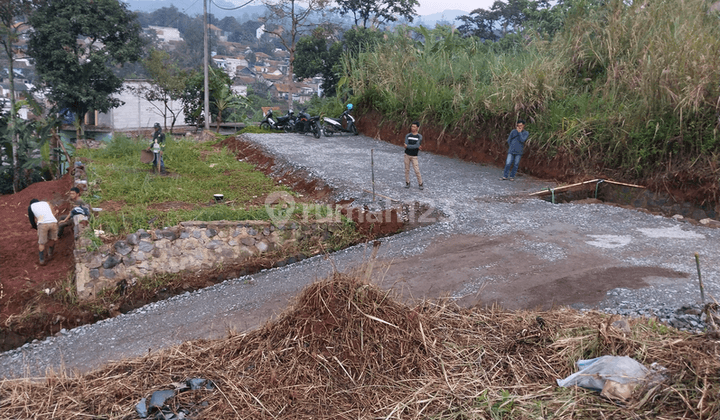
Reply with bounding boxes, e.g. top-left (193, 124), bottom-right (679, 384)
top-left (69, 159), bottom-right (305, 300)
top-left (73, 221), bottom-right (293, 299)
